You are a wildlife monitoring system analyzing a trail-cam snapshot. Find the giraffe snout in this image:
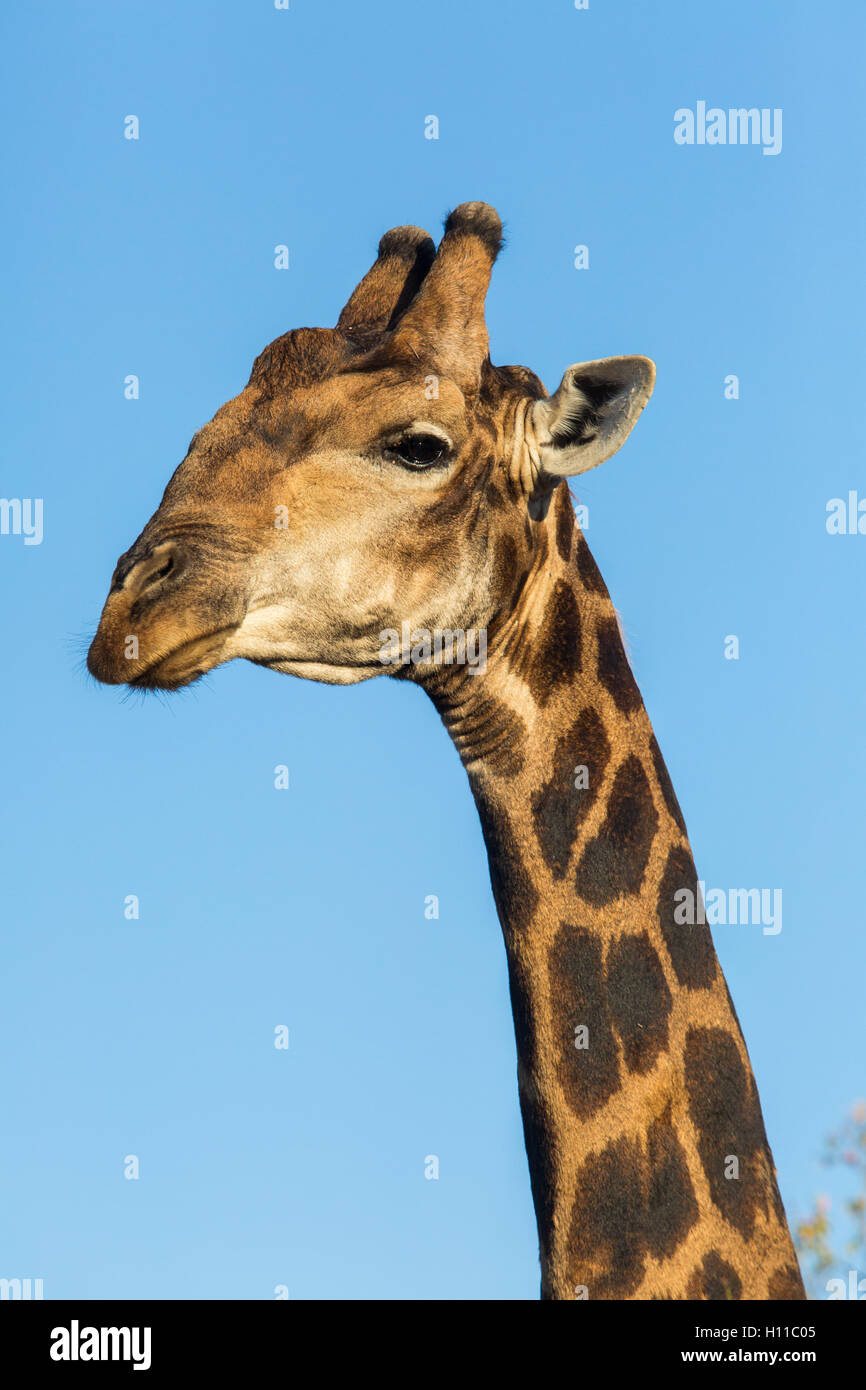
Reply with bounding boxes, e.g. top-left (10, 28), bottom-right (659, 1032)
top-left (88, 529), bottom-right (247, 690)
